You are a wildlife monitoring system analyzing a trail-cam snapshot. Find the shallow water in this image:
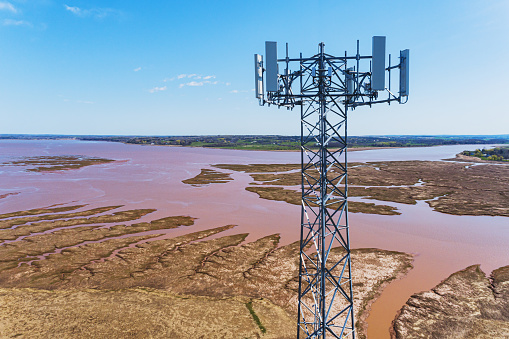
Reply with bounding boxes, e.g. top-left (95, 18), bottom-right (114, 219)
top-left (1, 140), bottom-right (507, 338)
